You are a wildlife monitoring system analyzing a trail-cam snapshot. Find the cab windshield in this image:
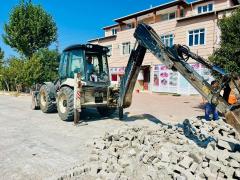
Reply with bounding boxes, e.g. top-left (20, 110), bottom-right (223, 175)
top-left (85, 52), bottom-right (109, 82)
